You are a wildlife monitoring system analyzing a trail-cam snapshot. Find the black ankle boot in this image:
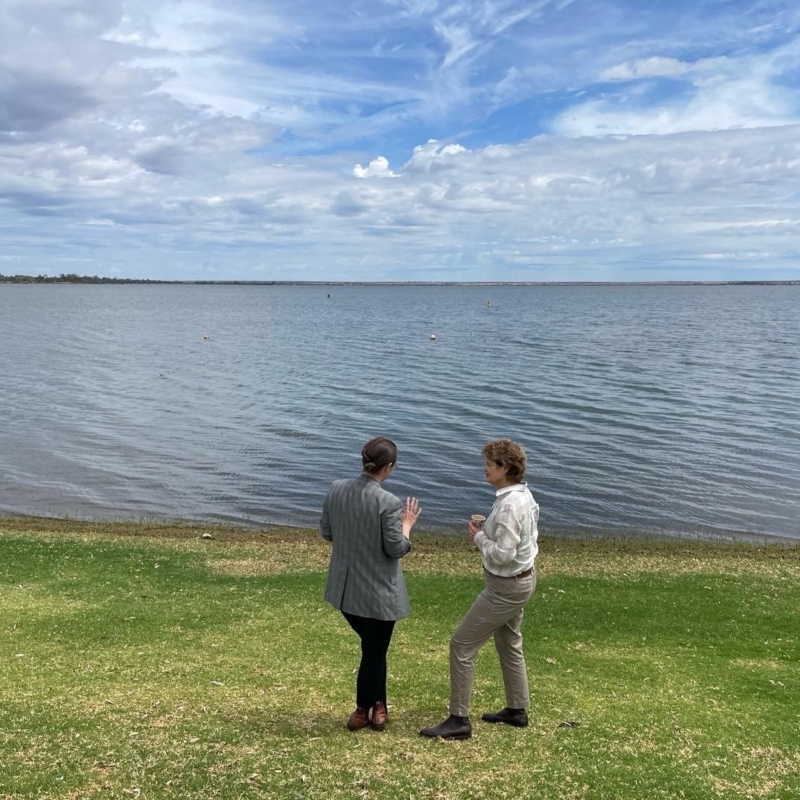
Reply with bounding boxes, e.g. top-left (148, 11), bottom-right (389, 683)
top-left (481, 707), bottom-right (529, 727)
top-left (419, 714), bottom-right (472, 740)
